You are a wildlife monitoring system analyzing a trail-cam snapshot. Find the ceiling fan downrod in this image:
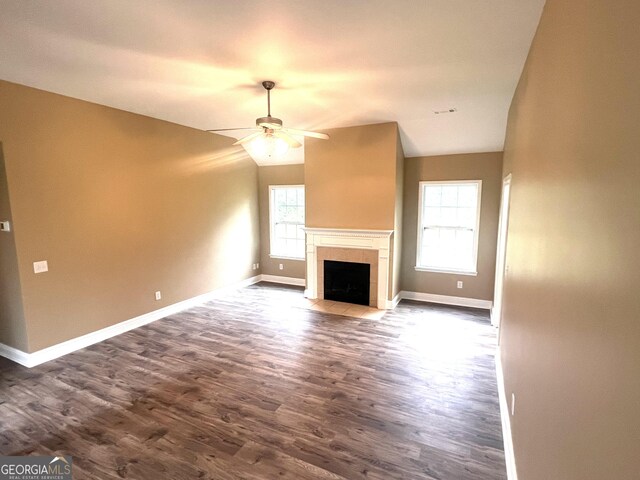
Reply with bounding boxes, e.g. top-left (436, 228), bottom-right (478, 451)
top-left (262, 80), bottom-right (275, 117)
top-left (256, 81), bottom-right (282, 129)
